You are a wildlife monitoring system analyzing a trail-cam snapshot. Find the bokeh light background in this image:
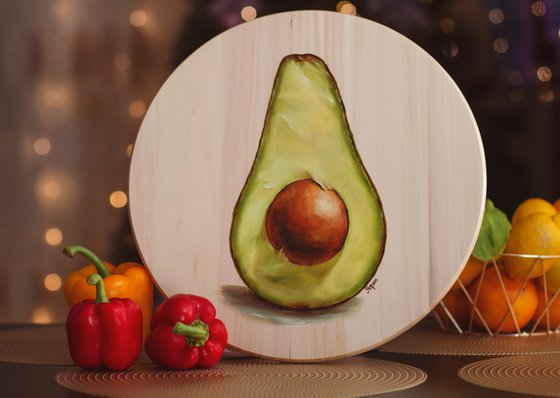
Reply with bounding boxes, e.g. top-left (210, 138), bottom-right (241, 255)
top-left (1, 0), bottom-right (559, 323)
